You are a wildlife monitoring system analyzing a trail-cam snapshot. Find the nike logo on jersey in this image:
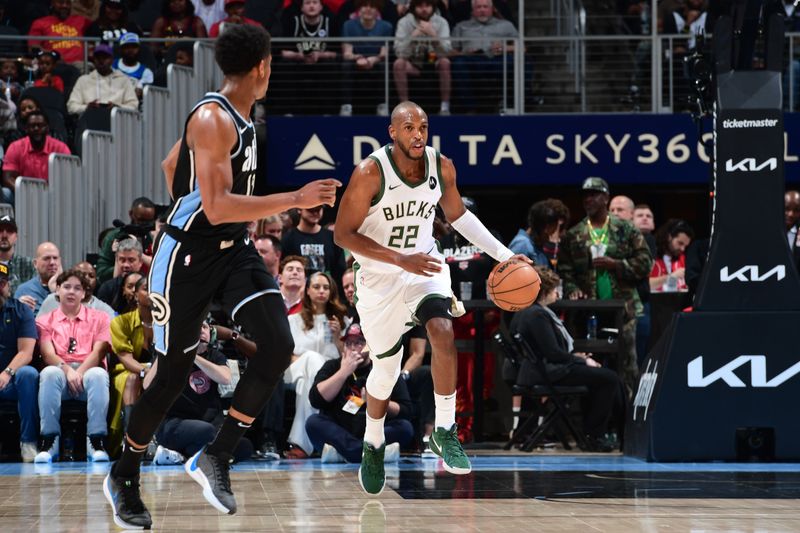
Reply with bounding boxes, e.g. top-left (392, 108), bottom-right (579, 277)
top-left (388, 184), bottom-right (401, 190)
